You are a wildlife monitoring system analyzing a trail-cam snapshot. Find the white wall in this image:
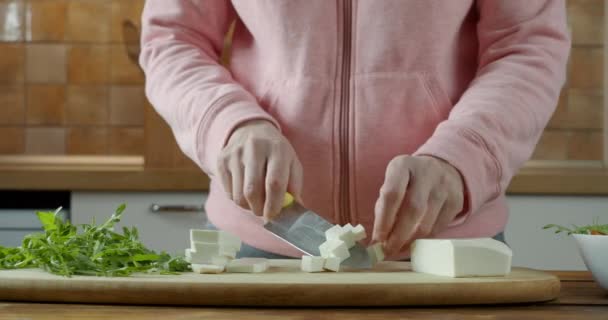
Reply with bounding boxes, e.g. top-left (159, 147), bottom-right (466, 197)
top-left (505, 195), bottom-right (608, 270)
